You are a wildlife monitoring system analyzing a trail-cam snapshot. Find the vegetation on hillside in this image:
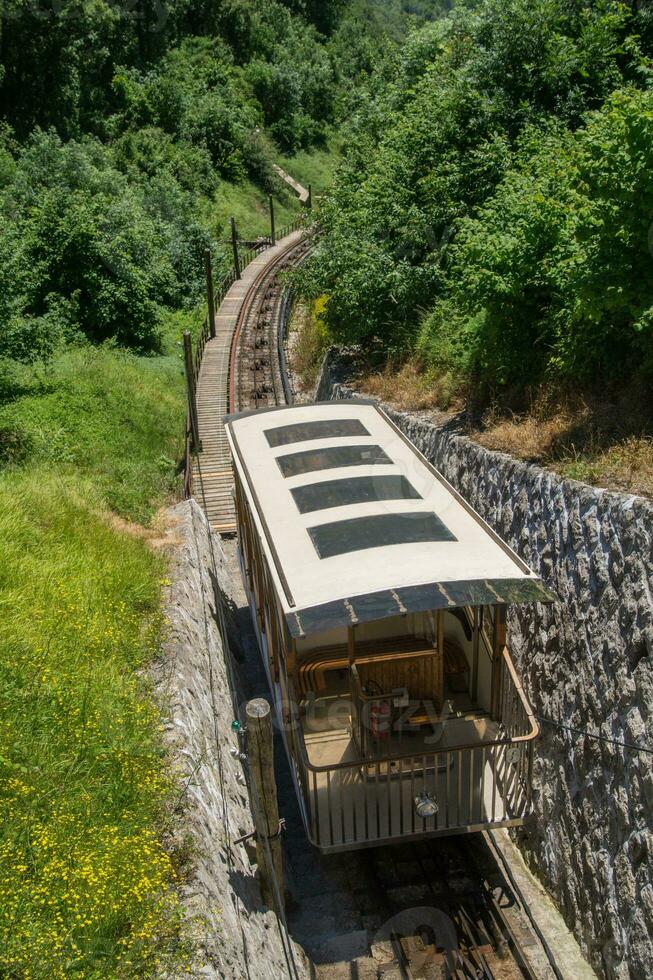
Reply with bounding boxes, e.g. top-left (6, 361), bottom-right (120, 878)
top-left (0, 469), bottom-right (182, 977)
top-left (300, 0), bottom-right (653, 412)
top-left (0, 2), bottom-right (335, 368)
top-left (0, 334), bottom-right (189, 977)
top-left (0, 1), bottom-right (440, 974)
